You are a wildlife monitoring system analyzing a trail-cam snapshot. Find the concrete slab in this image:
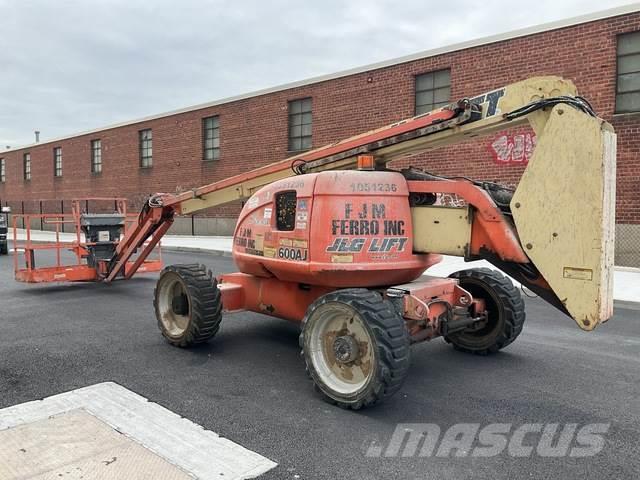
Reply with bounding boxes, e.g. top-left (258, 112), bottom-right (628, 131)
top-left (0, 409), bottom-right (191, 480)
top-left (0, 382), bottom-right (277, 480)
